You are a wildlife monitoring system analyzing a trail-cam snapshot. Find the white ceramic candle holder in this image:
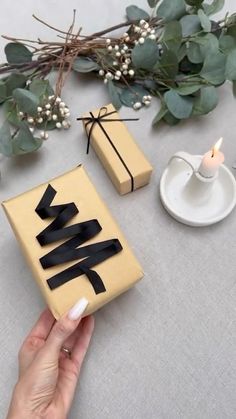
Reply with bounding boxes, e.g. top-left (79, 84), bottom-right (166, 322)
top-left (160, 152), bottom-right (236, 227)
